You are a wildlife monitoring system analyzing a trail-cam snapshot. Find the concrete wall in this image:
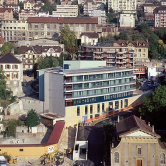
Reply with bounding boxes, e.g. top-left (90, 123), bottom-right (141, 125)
top-left (39, 70), bottom-right (45, 101)
top-left (21, 98), bottom-right (44, 114)
top-left (64, 61), bottom-right (106, 69)
top-left (48, 73), bottom-right (65, 116)
top-left (7, 100), bottom-right (24, 115)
